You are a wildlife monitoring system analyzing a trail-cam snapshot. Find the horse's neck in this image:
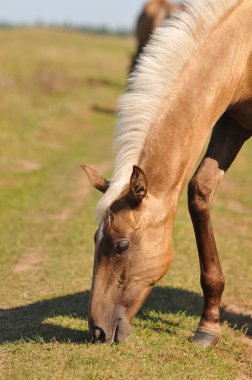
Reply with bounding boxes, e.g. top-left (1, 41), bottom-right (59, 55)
top-left (139, 1), bottom-right (251, 203)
